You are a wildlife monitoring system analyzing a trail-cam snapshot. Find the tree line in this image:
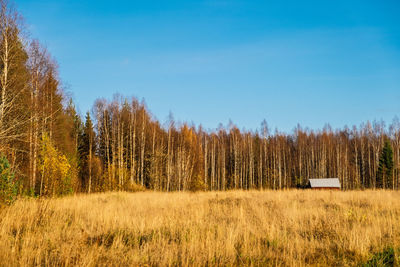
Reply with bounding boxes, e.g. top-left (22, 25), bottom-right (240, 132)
top-left (0, 0), bottom-right (399, 202)
top-left (90, 98), bottom-right (398, 192)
